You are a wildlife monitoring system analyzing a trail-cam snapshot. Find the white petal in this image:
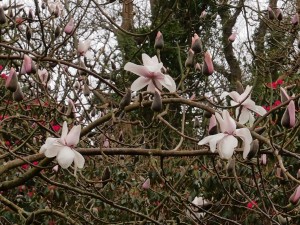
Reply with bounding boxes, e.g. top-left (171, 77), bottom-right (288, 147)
top-left (66, 125), bottom-right (81, 147)
top-left (142, 54), bottom-right (158, 66)
top-left (124, 62), bottom-right (149, 77)
top-left (40, 138), bottom-right (62, 158)
top-left (61, 121), bottom-right (68, 140)
top-left (238, 107), bottom-right (250, 125)
top-left (146, 63), bottom-right (163, 73)
top-left (198, 133), bottom-right (226, 153)
top-left (73, 150), bottom-right (85, 169)
top-left (239, 85), bottom-right (252, 102)
top-left (220, 91), bottom-right (229, 99)
top-left (248, 113), bottom-right (255, 127)
top-left (158, 75), bottom-right (176, 92)
top-left (227, 91), bottom-right (241, 102)
top-left (56, 147), bottom-right (75, 168)
top-left (222, 110), bottom-right (236, 134)
top-left (246, 103), bottom-right (267, 116)
top-left (131, 77), bottom-right (151, 92)
top-left (218, 135), bottom-right (238, 159)
top-left (235, 128), bottom-right (253, 159)
top-left (147, 80), bottom-right (160, 92)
